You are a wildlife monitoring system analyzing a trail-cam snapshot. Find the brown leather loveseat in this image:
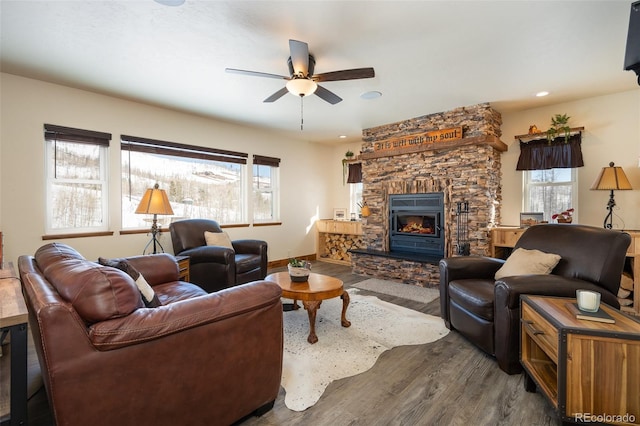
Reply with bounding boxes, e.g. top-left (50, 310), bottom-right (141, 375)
top-left (18, 242), bottom-right (283, 426)
top-left (439, 224), bottom-right (631, 374)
